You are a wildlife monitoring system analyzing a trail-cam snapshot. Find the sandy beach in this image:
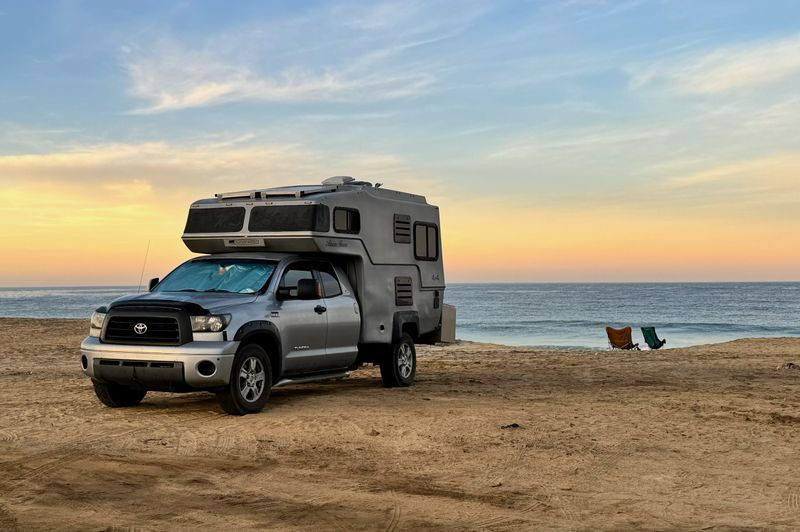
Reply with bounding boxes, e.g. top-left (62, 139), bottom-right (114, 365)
top-left (0, 318), bottom-right (798, 530)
